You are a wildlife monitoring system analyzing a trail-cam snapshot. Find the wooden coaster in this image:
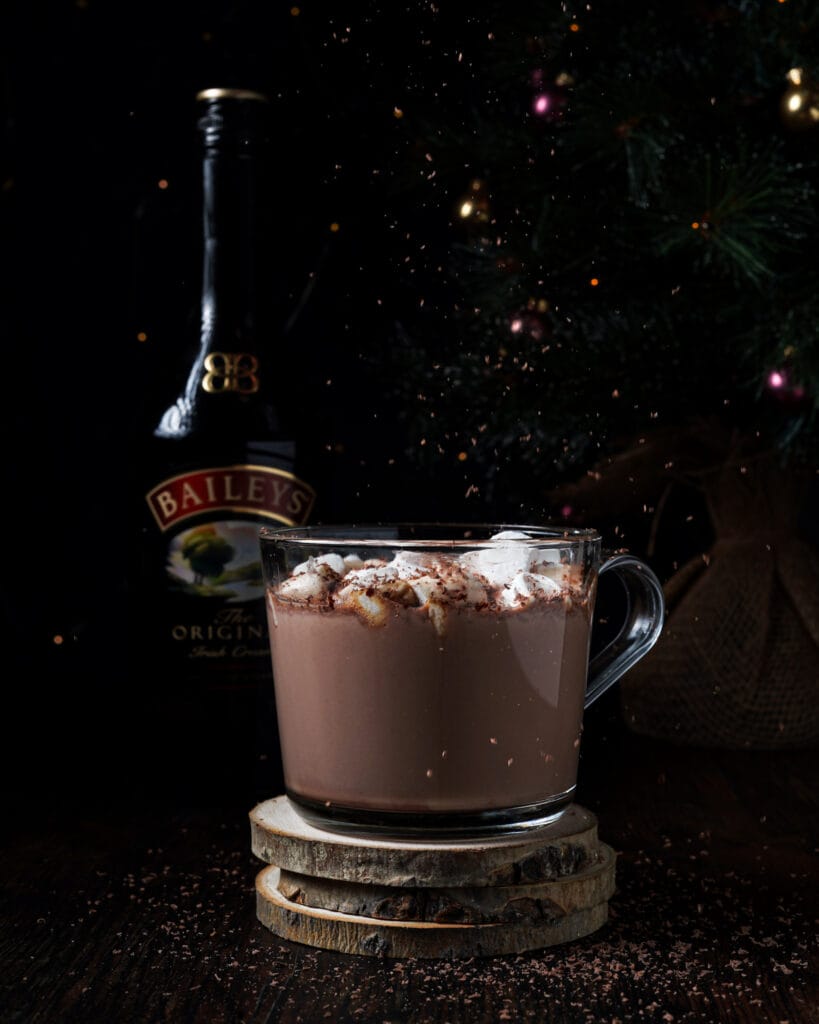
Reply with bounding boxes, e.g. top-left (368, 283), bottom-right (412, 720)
top-left (256, 865), bottom-right (611, 959)
top-left (250, 797), bottom-right (615, 957)
top-left (250, 796), bottom-right (601, 888)
top-left (275, 842), bottom-right (616, 924)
